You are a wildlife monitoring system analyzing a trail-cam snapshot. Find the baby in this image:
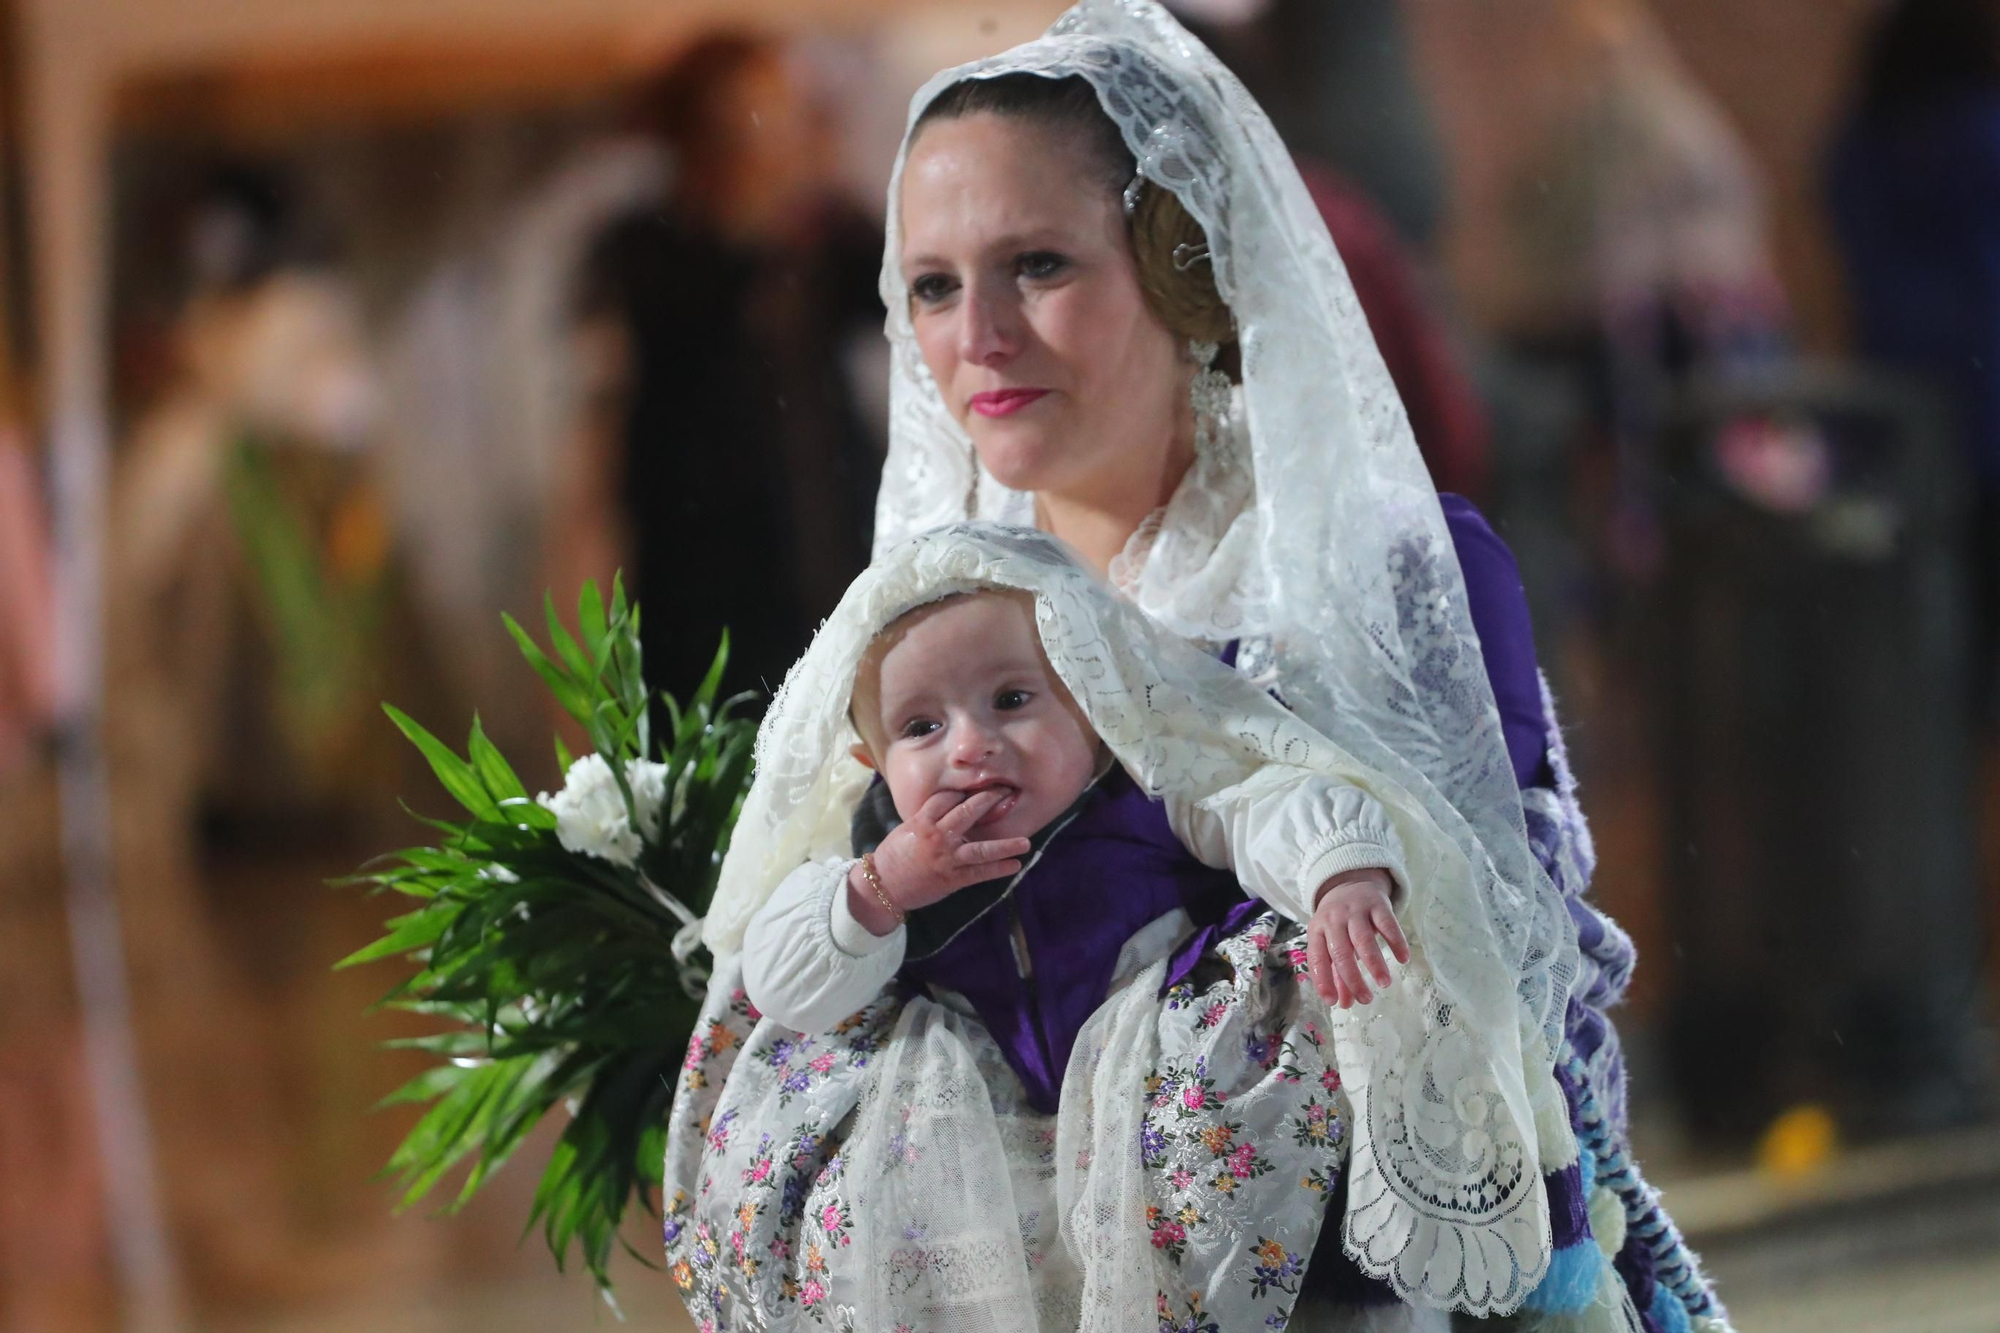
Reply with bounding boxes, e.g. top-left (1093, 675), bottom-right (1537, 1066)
top-left (667, 525), bottom-right (1557, 1331)
top-left (743, 585), bottom-right (1412, 1107)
